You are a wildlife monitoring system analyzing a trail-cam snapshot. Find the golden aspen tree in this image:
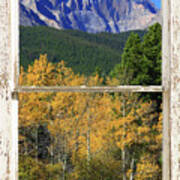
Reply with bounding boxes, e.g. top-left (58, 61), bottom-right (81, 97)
top-left (19, 54), bottom-right (162, 179)
top-left (19, 54), bottom-right (84, 178)
top-left (109, 98), bottom-right (162, 179)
